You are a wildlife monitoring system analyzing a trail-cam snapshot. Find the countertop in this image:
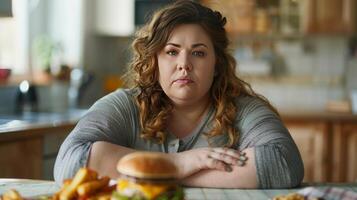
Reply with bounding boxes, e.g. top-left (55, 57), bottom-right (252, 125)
top-left (0, 107), bottom-right (356, 141)
top-left (0, 179), bottom-right (356, 200)
top-left (281, 111), bottom-right (357, 121)
top-left (0, 109), bottom-right (87, 141)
